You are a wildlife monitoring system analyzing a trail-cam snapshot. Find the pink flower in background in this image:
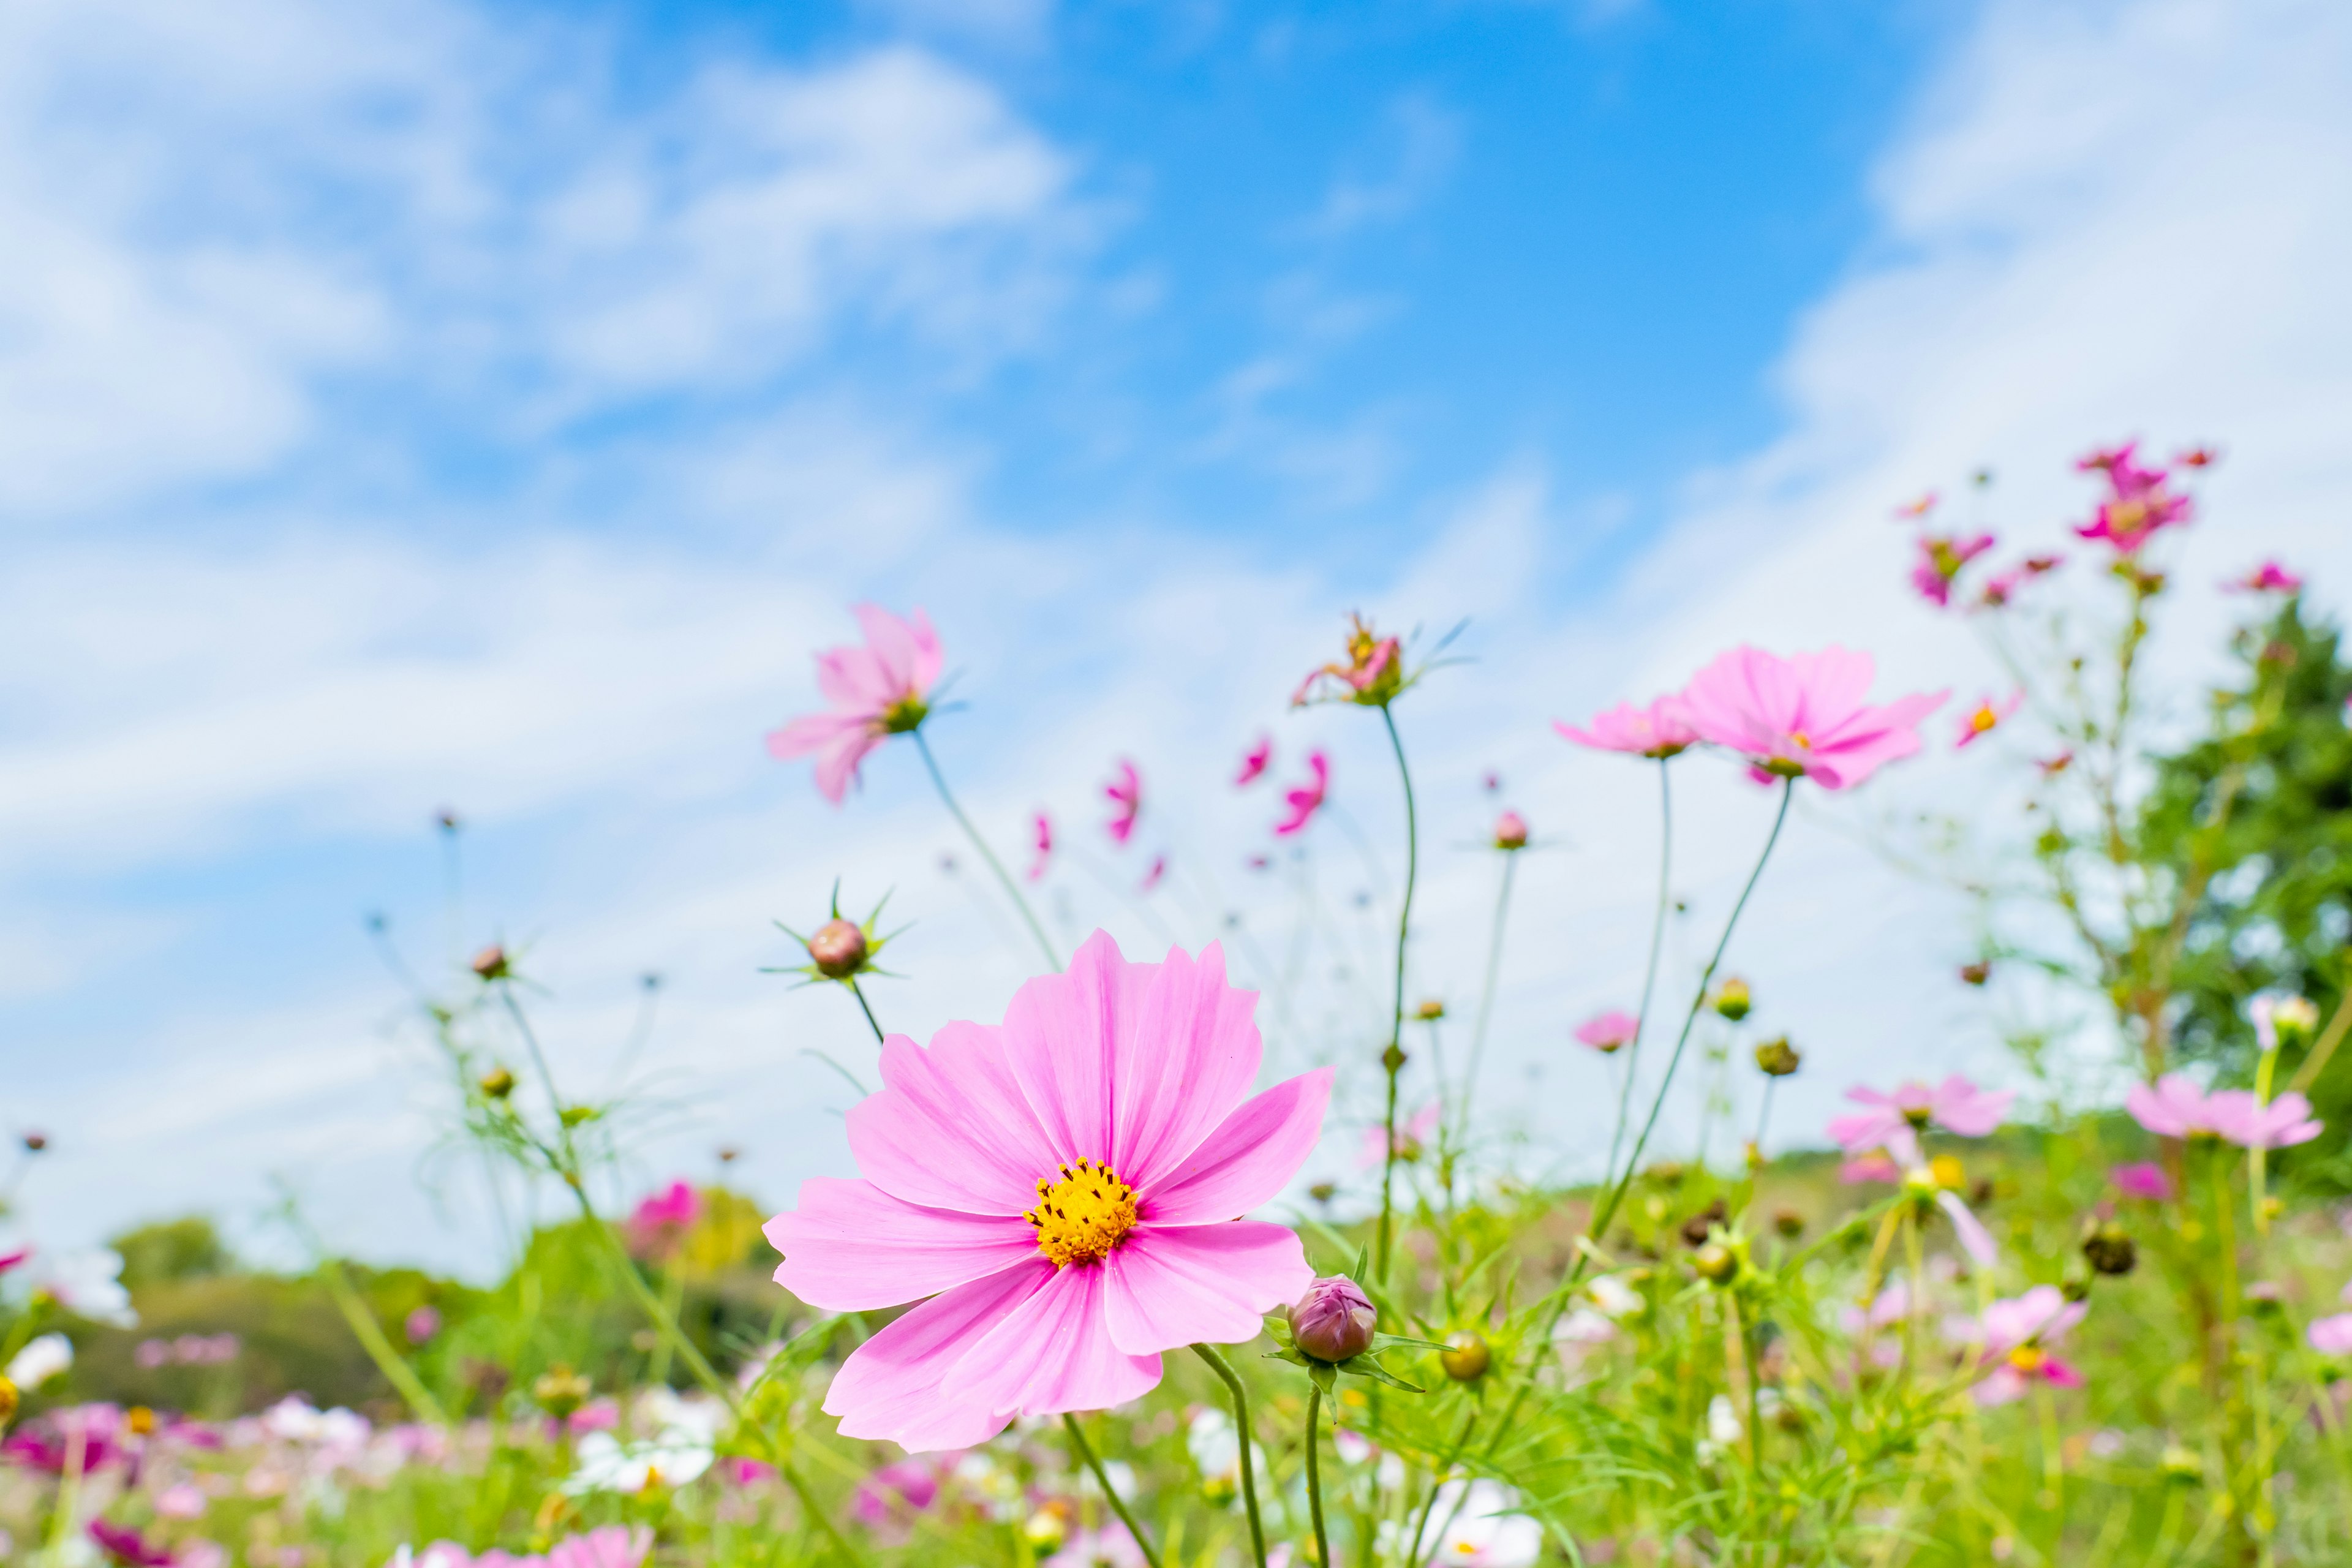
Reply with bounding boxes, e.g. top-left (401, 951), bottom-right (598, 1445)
top-left (1359, 1104), bottom-right (1441, 1169)
top-left (2074, 442), bottom-right (2193, 552)
top-left (1046, 1526), bottom-right (1148, 1568)
top-left (767, 932), bottom-right (1329, 1452)
top-left (1292, 614), bottom-right (1404, 709)
top-left (1139, 855), bottom-right (1166, 894)
top-left (1826, 1076), bottom-right (2014, 1165)
top-left (1839, 1283), bottom-right (1911, 1336)
top-left (0, 1247), bottom-right (25, 1274)
top-left (1838, 1152), bottom-right (1902, 1185)
top-left (1910, 533), bottom-right (1996, 608)
top-left (2310, 1314), bottom-right (2352, 1356)
top-left (624, 1182), bottom-right (701, 1262)
top-left (1967, 1286), bottom-right (2088, 1406)
top-left (2124, 1073), bottom-right (2320, 1147)
top-left (1679, 647), bottom-right (1948, 790)
top-left (2218, 1090), bottom-right (2324, 1150)
top-left (1275, 752), bottom-right (1329, 836)
top-left (851, 1454), bottom-right (947, 1534)
top-left (1574, 1011), bottom-right (1638, 1053)
top-left (2110, 1162), bottom-right (2176, 1202)
top-left (544, 1527), bottom-right (654, 1568)
top-left (155, 1483), bottom-right (209, 1520)
top-left (1104, 761), bottom-right (1143, 845)
top-left (568, 1400), bottom-right (620, 1434)
top-left (2227, 560), bottom-right (2303, 594)
top-left (404, 1306), bottom-right (441, 1344)
top-left (1235, 736), bottom-right (1273, 786)
top-left (720, 1457), bottom-right (776, 1487)
top-left (89, 1521), bottom-right (175, 1567)
top-left (1954, 690), bottom-right (2023, 748)
top-left (1555, 696), bottom-right (1698, 760)
top-left (766, 606), bottom-right (944, 804)
top-left (1027, 813), bottom-right (1054, 883)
